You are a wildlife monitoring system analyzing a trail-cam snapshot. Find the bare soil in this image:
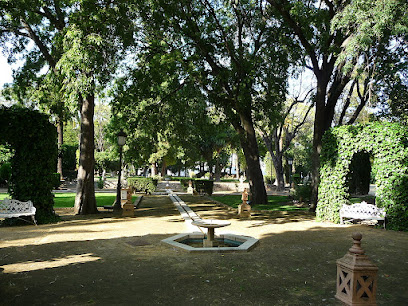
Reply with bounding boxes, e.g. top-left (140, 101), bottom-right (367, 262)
top-left (1, 195), bottom-right (407, 305)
